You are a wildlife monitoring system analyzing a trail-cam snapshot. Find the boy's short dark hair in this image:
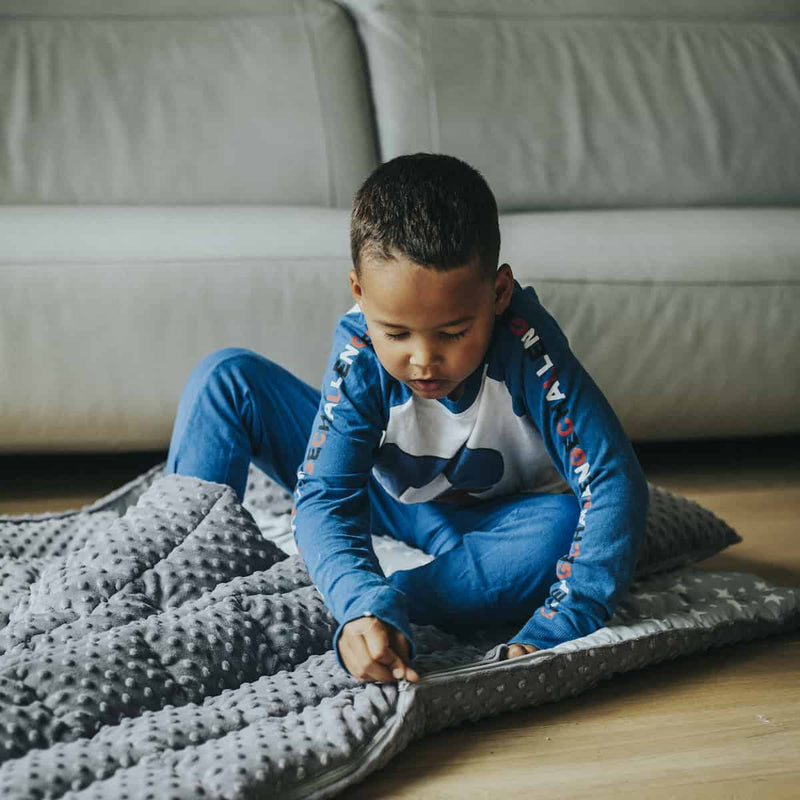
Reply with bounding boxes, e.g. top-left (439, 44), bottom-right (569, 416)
top-left (350, 153), bottom-right (500, 281)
